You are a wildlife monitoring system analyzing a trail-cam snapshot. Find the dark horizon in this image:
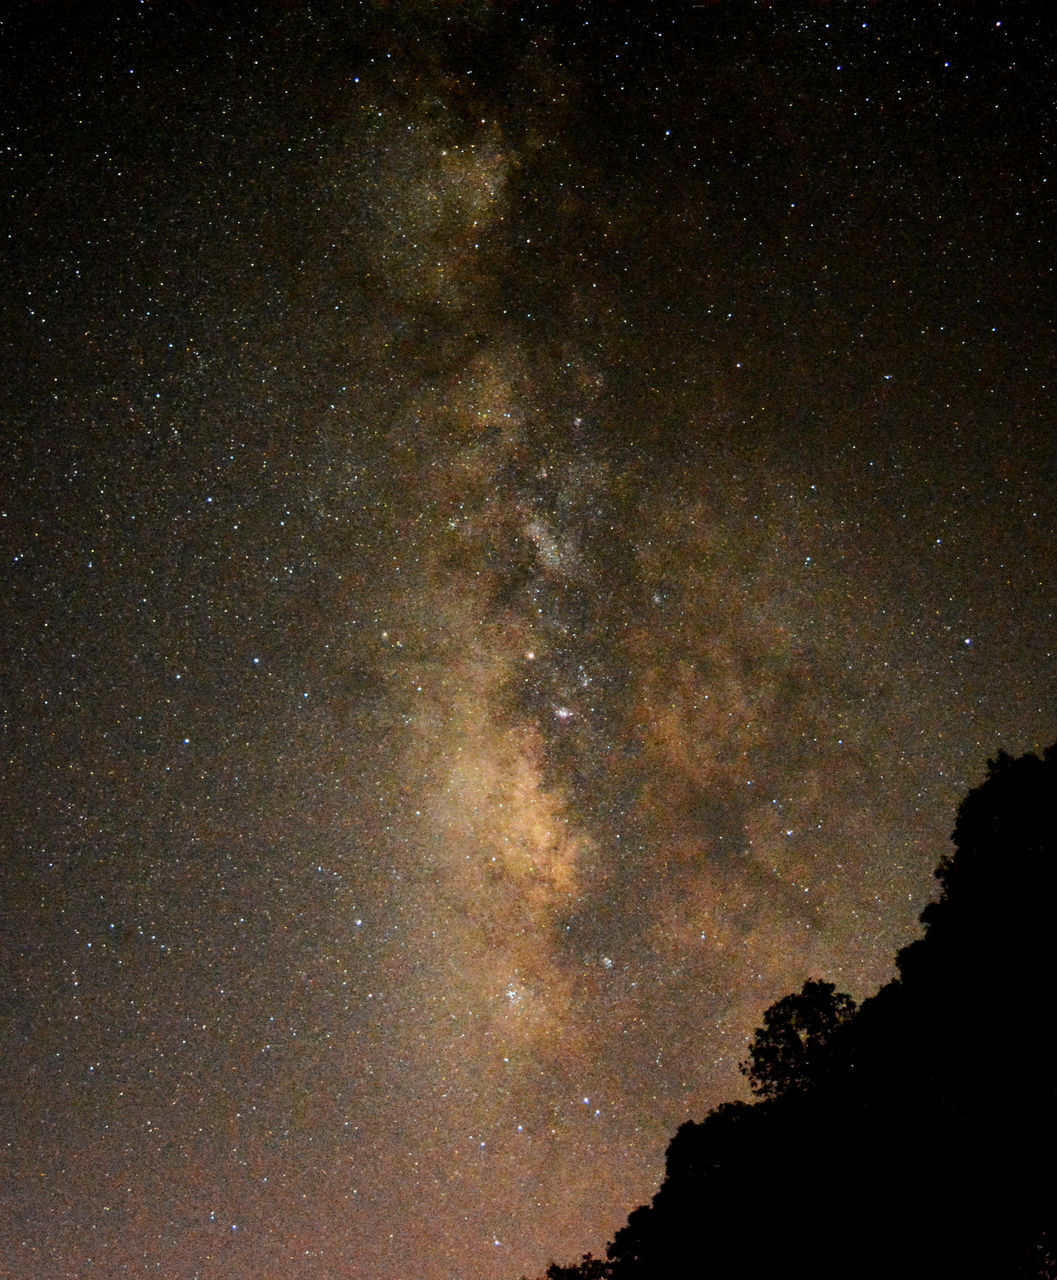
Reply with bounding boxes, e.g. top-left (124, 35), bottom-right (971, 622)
top-left (540, 743), bottom-right (1057, 1279)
